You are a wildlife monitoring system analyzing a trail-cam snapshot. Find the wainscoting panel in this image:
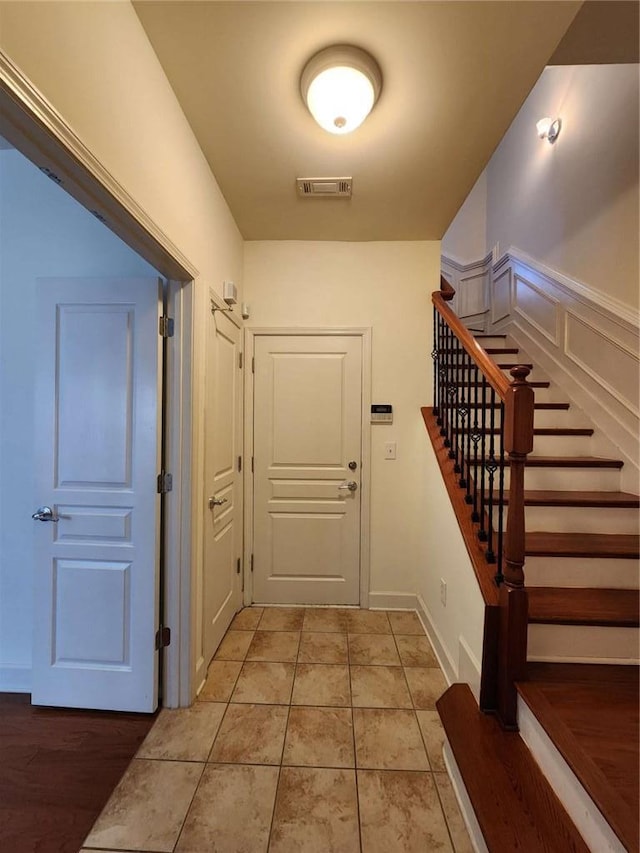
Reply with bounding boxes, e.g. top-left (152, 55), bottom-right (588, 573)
top-left (491, 266), bottom-right (511, 324)
top-left (514, 274), bottom-right (560, 346)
